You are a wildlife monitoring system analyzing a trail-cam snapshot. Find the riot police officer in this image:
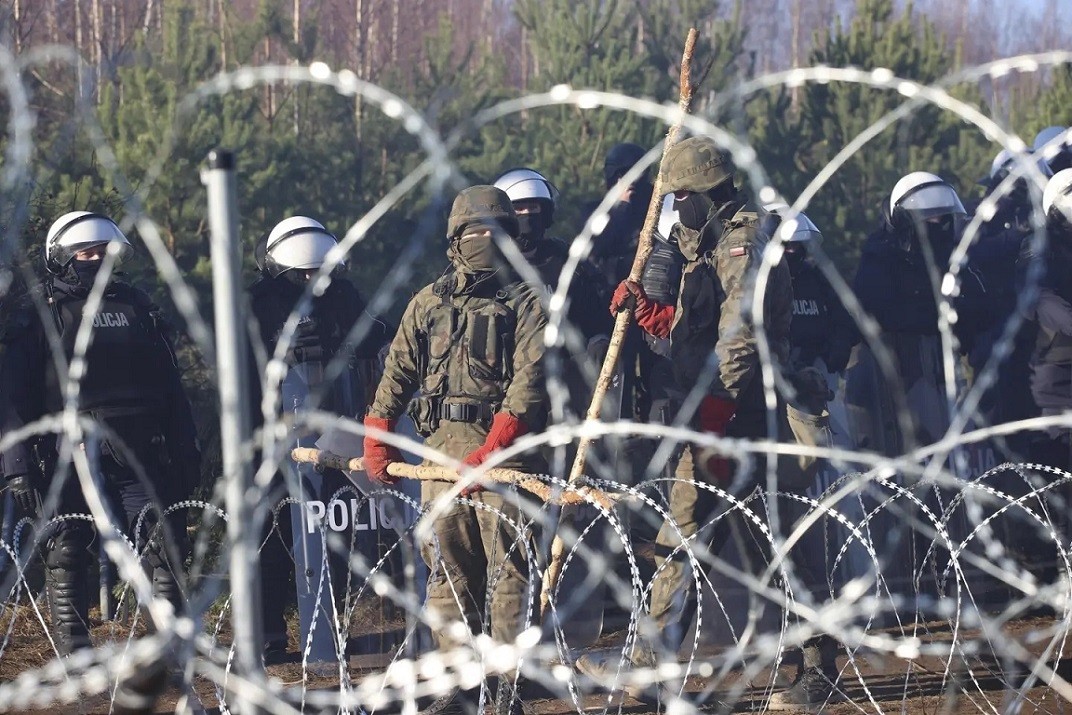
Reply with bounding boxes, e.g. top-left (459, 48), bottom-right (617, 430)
top-left (1033, 126), bottom-right (1072, 176)
top-left (845, 171), bottom-right (987, 456)
top-left (1025, 168), bottom-right (1072, 468)
top-left (492, 167), bottom-right (611, 421)
top-left (0, 211), bottom-right (200, 656)
top-left (363, 186), bottom-right (547, 715)
top-left (762, 203), bottom-right (854, 376)
top-left (964, 149), bottom-right (1049, 467)
top-left (248, 216), bottom-right (393, 663)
